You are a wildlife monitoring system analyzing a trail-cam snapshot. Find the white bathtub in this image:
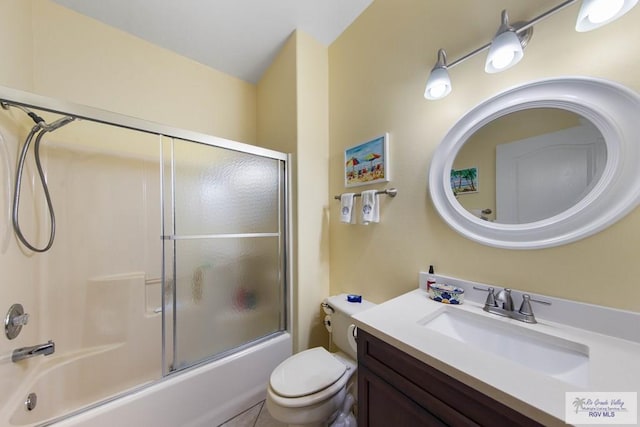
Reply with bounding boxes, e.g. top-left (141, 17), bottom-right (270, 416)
top-left (4, 333), bottom-right (291, 427)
